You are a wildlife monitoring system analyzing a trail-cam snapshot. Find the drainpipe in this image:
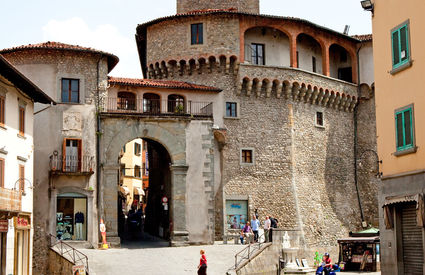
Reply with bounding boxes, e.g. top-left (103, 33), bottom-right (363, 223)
top-left (96, 54), bottom-right (104, 228)
top-left (354, 42), bottom-right (365, 226)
